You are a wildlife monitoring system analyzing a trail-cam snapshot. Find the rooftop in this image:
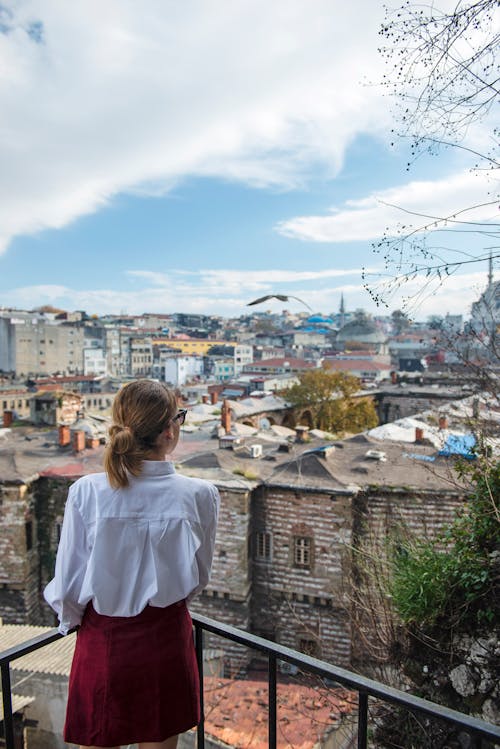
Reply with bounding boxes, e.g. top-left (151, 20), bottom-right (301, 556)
top-left (203, 675), bottom-right (355, 749)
